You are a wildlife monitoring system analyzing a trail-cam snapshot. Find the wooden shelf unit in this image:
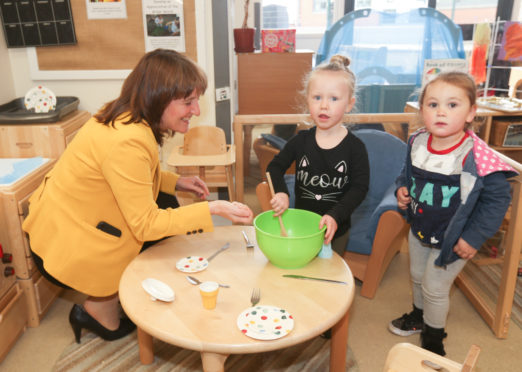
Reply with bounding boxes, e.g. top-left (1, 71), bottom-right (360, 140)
top-left (236, 51), bottom-right (314, 174)
top-left (0, 110), bottom-right (91, 159)
top-left (0, 110), bottom-right (90, 345)
top-left (237, 51), bottom-right (314, 115)
top-left (0, 283), bottom-right (28, 363)
top-left (0, 159), bottom-right (62, 327)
